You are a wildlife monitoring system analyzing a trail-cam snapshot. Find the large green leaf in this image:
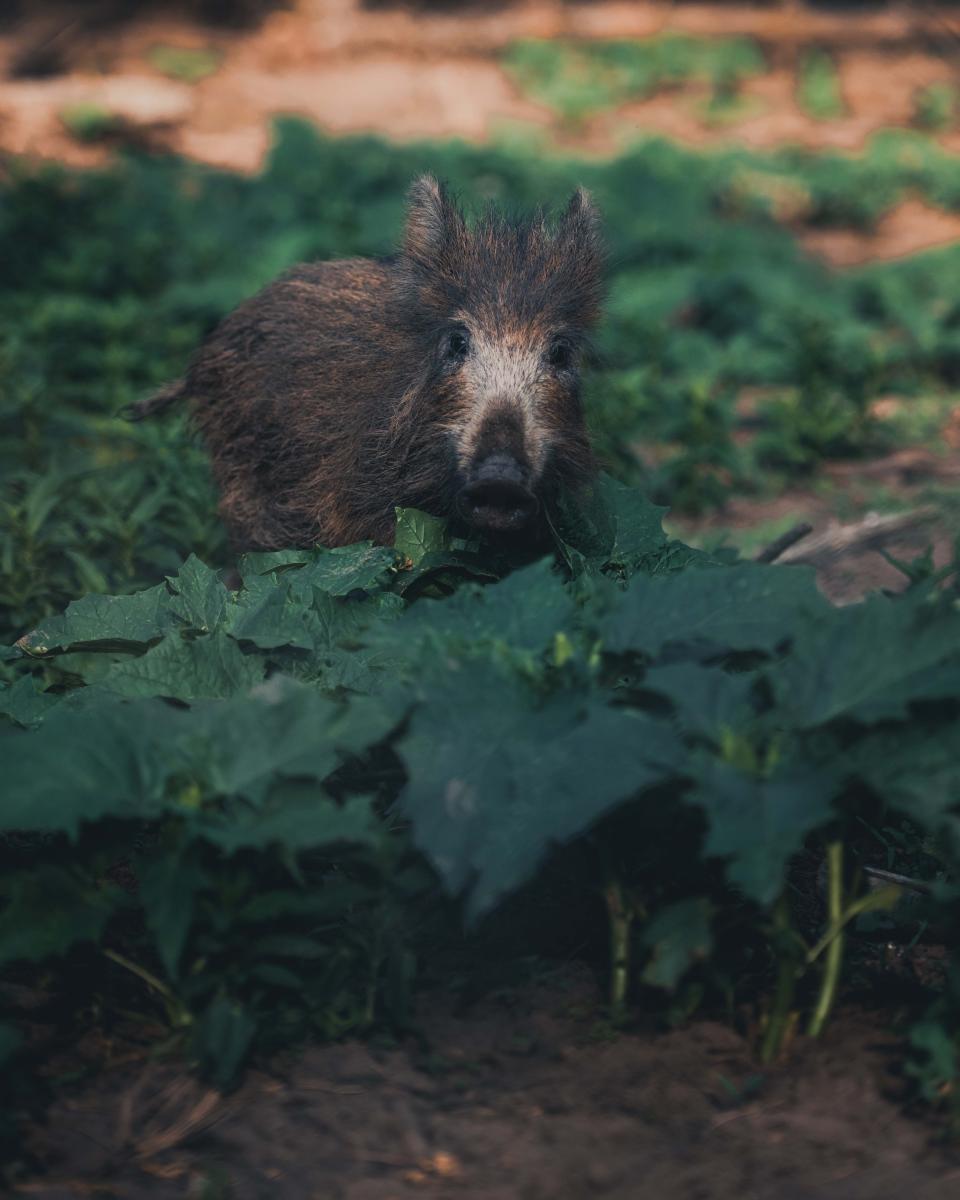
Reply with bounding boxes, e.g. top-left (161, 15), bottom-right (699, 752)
top-left (394, 508), bottom-right (450, 566)
top-left (0, 700), bottom-right (181, 835)
top-left (16, 584), bottom-right (176, 656)
top-left (197, 788), bottom-right (382, 854)
top-left (397, 661), bottom-right (682, 918)
top-left (104, 630), bottom-right (265, 700)
top-left (640, 662), bottom-right (756, 742)
top-left (138, 847), bottom-right (209, 979)
top-left (693, 759), bottom-right (839, 903)
top-left (167, 554), bottom-right (229, 632)
top-left (549, 473), bottom-right (668, 574)
top-left (0, 674), bottom-right (63, 729)
top-left (774, 591), bottom-right (960, 728)
top-left (604, 562), bottom-right (827, 659)
top-left (0, 678), bottom-right (391, 835)
top-left (287, 544), bottom-right (398, 598)
top-left (381, 558), bottom-right (575, 667)
top-left (0, 866), bottom-right (118, 966)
